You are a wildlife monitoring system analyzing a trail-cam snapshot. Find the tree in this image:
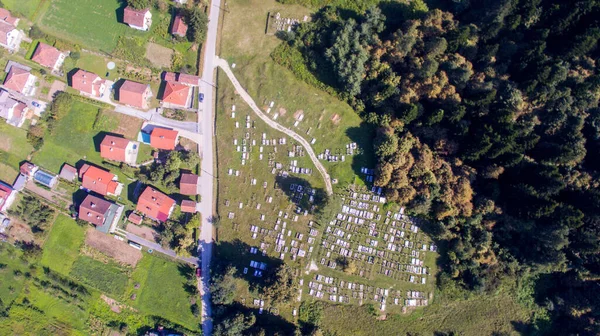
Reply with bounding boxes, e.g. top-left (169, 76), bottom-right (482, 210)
top-left (264, 264), bottom-right (296, 303)
top-left (186, 7), bottom-right (209, 44)
top-left (213, 312), bottom-right (256, 336)
top-left (9, 196), bottom-right (55, 233)
top-left (211, 266), bottom-right (237, 305)
top-left (127, 0), bottom-right (150, 10)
